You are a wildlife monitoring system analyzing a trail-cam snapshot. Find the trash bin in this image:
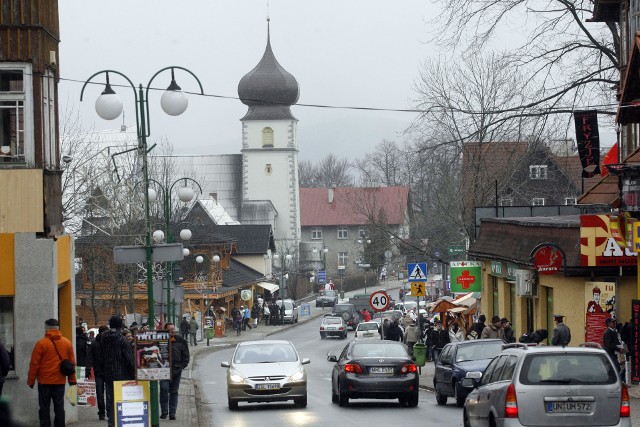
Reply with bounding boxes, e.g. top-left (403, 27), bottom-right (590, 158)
top-left (413, 343), bottom-right (427, 367)
top-left (214, 320), bottom-right (225, 337)
top-left (205, 327), bottom-right (215, 340)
